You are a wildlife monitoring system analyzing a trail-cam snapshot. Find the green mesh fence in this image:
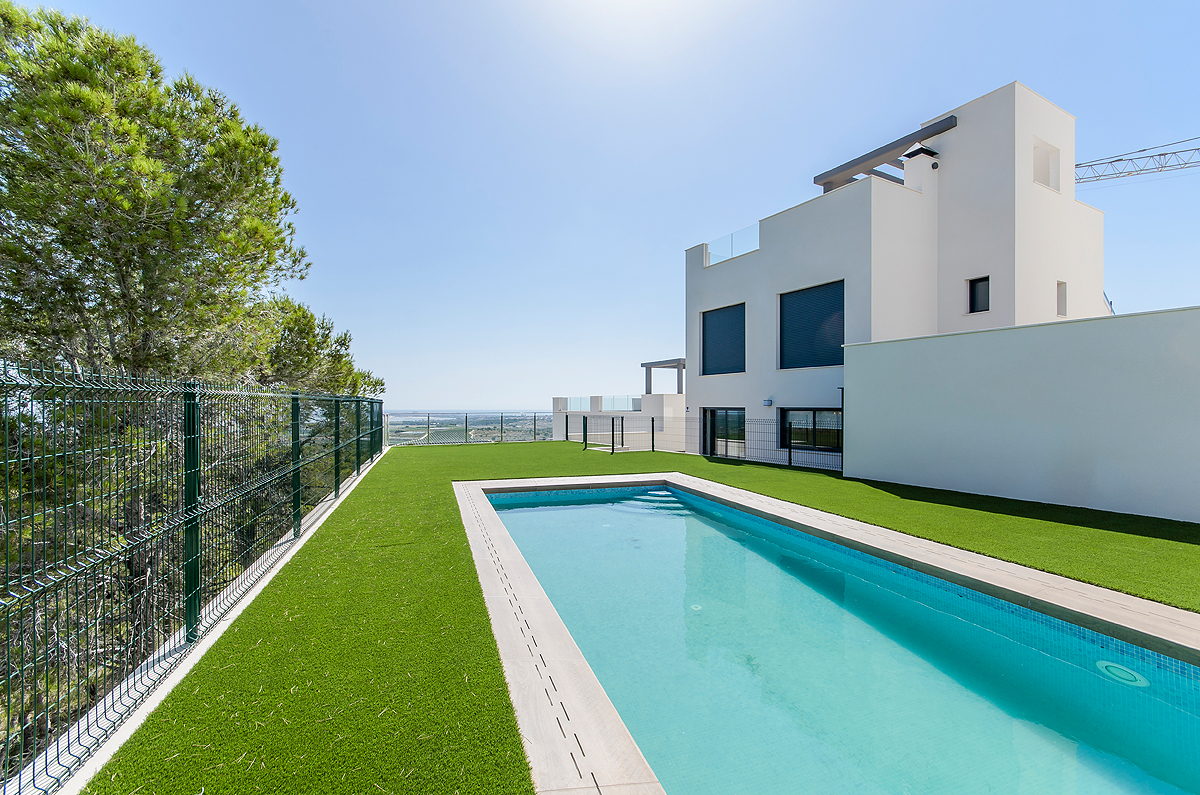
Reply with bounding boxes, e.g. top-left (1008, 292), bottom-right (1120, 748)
top-left (1, 363), bottom-right (383, 793)
top-left (386, 412), bottom-right (552, 445)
